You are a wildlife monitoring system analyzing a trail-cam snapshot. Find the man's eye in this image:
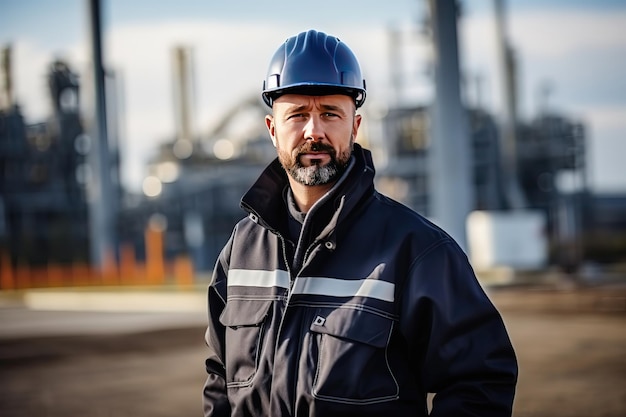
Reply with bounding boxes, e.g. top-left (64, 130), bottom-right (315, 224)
top-left (324, 112), bottom-right (339, 118)
top-left (288, 114), bottom-right (305, 119)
